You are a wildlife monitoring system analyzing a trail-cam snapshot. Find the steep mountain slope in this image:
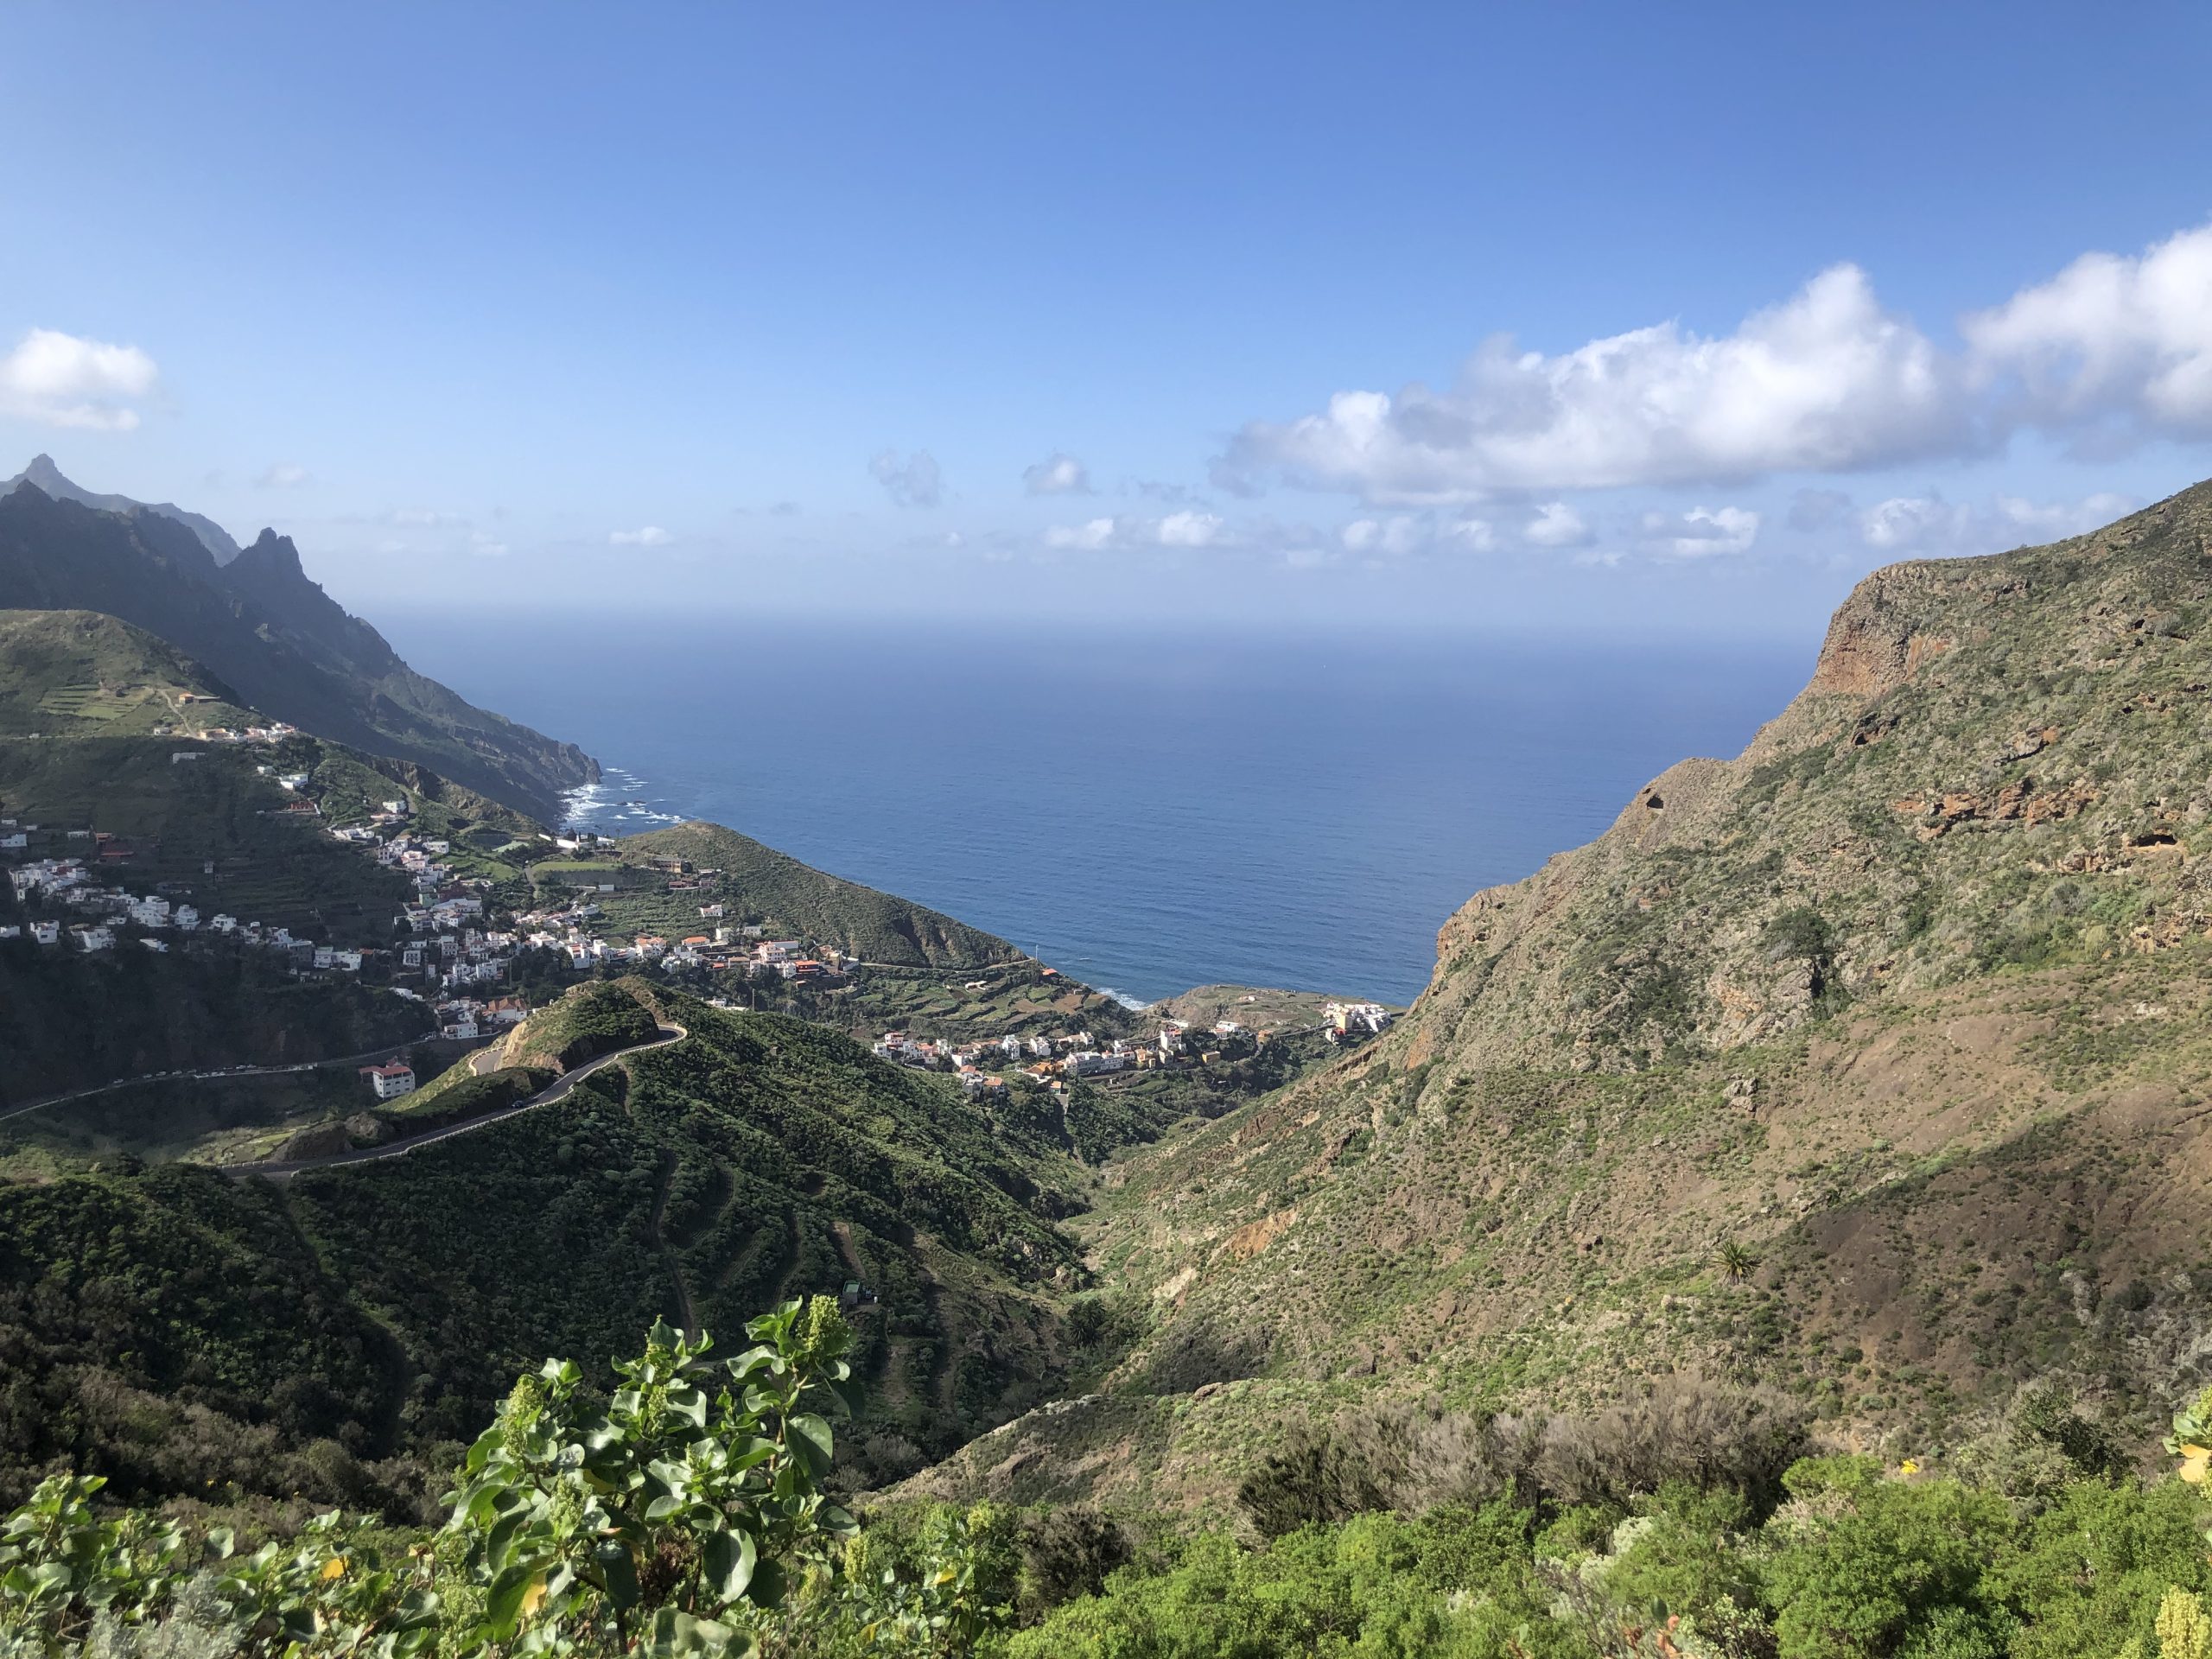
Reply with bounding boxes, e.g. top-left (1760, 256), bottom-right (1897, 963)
top-left (614, 820), bottom-right (1024, 969)
top-left (0, 476), bottom-right (594, 818)
top-left (906, 479), bottom-right (2212, 1517)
